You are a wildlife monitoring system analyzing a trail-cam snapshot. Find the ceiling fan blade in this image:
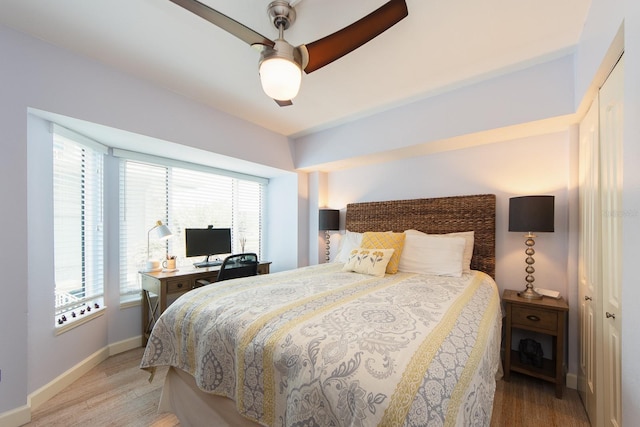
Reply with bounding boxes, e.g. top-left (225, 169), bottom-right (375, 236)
top-left (169, 0), bottom-right (274, 48)
top-left (302, 0), bottom-right (408, 74)
top-left (275, 99), bottom-right (293, 107)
